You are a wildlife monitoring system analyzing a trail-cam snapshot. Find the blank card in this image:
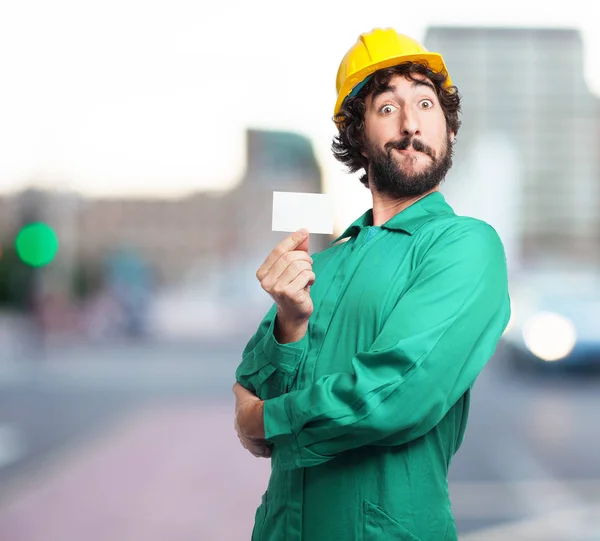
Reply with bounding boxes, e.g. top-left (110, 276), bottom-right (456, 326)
top-left (272, 192), bottom-right (334, 235)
